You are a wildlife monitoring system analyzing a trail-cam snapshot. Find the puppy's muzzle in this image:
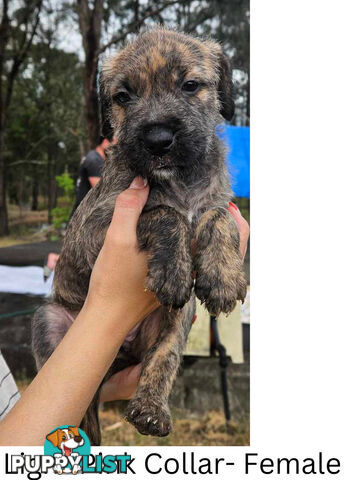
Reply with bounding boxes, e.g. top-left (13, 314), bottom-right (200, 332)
top-left (142, 124), bottom-right (175, 156)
